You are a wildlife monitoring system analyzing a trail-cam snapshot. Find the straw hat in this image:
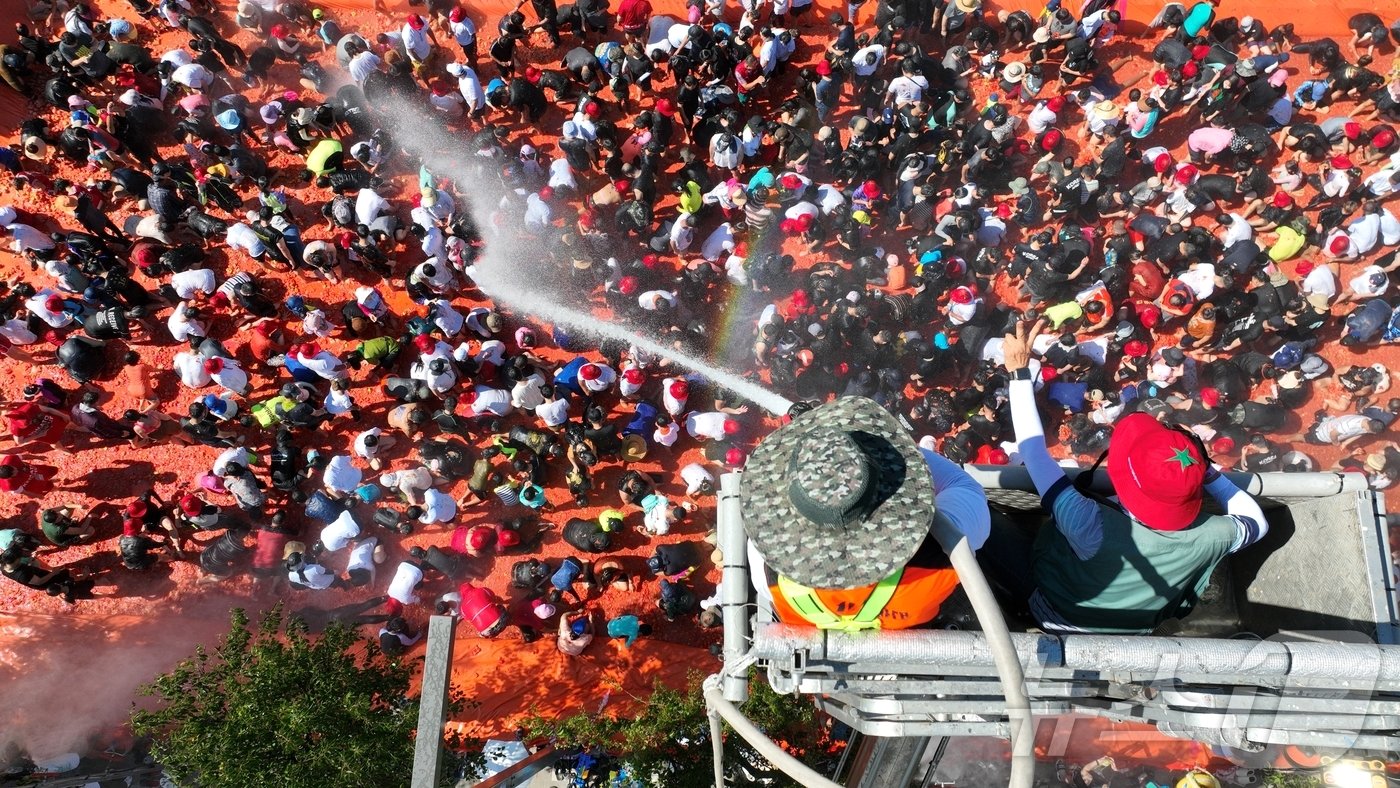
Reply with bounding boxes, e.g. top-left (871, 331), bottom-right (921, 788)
top-left (1002, 61), bottom-right (1026, 83)
top-left (954, 0), bottom-right (979, 12)
top-left (1366, 453), bottom-right (1388, 472)
top-left (1093, 100), bottom-right (1121, 120)
top-left (1032, 26), bottom-right (1051, 43)
top-left (740, 397), bottom-right (936, 589)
